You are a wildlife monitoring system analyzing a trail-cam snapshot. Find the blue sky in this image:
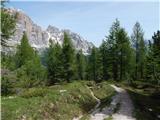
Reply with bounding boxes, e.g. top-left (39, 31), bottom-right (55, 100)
top-left (7, 1), bottom-right (159, 46)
